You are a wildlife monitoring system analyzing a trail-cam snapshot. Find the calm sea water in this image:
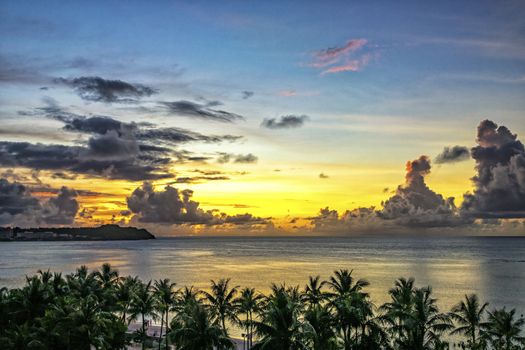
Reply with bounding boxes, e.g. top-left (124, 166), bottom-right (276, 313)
top-left (1, 236), bottom-right (524, 316)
